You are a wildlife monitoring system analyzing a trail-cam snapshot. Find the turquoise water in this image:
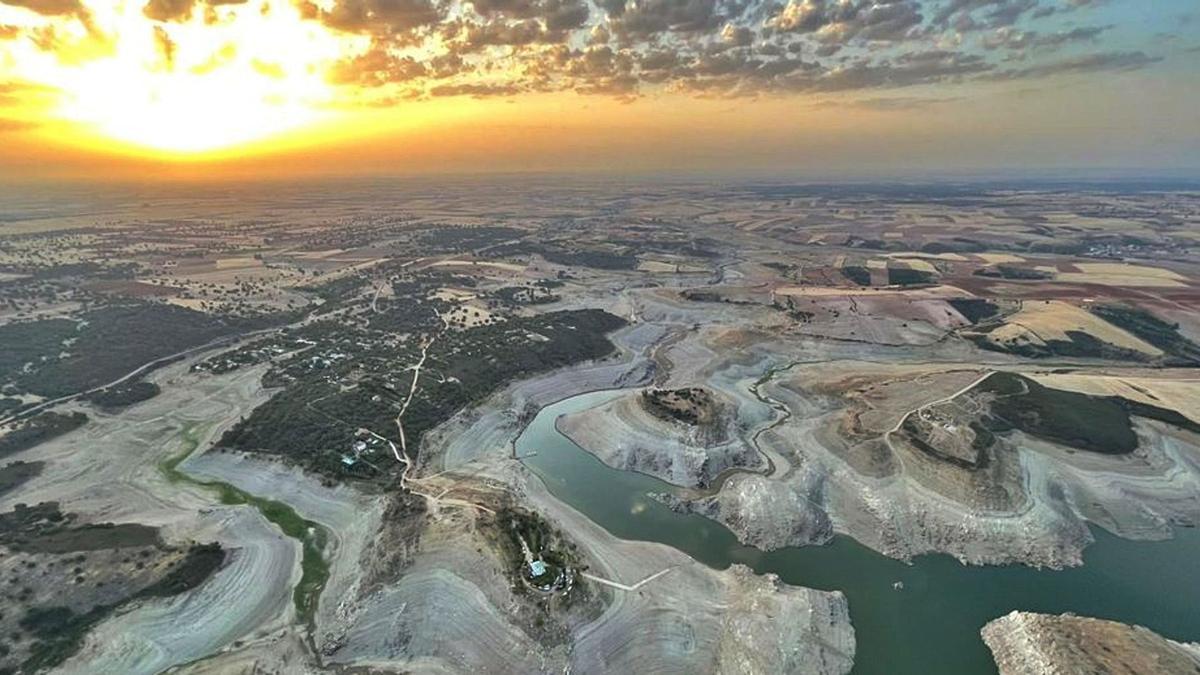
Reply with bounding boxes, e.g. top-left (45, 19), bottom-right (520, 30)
top-left (518, 390), bottom-right (1200, 674)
